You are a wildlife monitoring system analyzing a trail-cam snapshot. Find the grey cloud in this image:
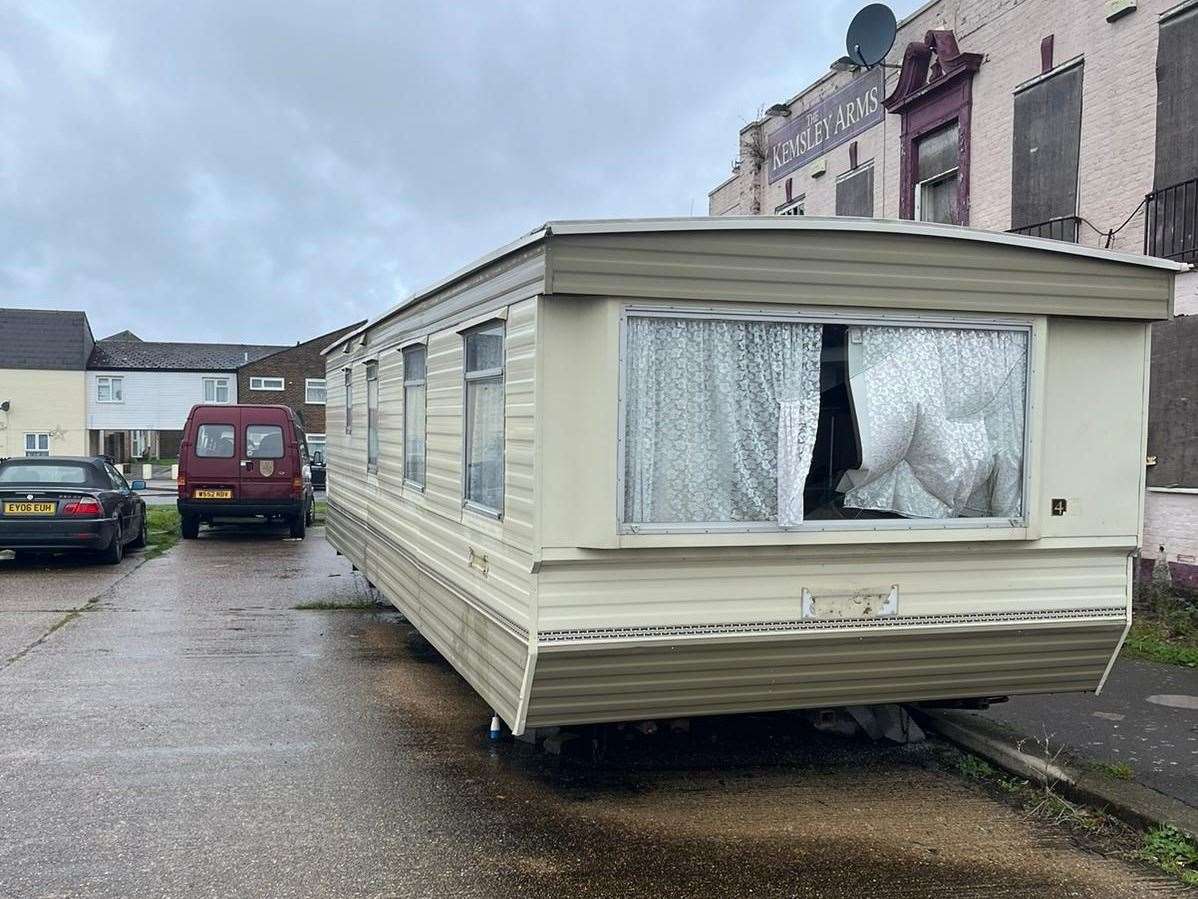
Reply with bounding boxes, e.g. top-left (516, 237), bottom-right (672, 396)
top-left (0, 1), bottom-right (922, 343)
